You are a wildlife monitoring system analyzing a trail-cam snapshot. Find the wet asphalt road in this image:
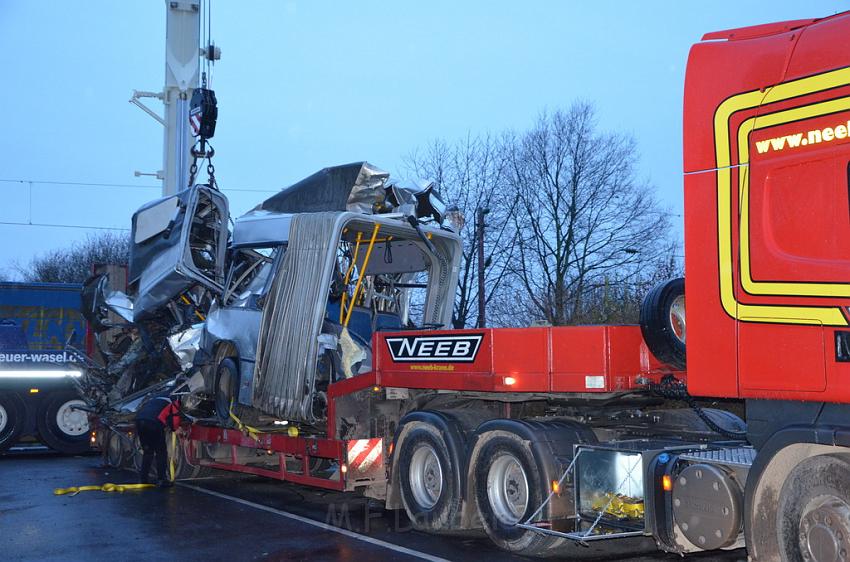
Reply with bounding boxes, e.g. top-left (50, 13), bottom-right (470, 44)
top-left (0, 451), bottom-right (748, 562)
